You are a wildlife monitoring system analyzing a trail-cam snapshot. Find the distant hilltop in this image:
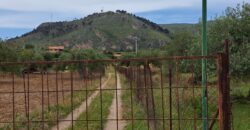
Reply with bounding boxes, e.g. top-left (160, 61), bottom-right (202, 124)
top-left (8, 10), bottom-right (171, 51)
